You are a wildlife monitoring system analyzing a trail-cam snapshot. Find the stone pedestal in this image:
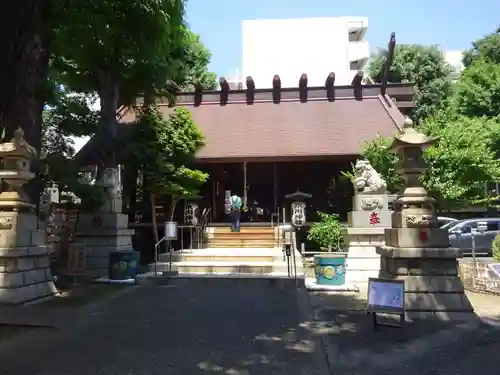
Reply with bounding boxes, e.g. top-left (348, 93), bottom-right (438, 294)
top-left (76, 212), bottom-right (135, 279)
top-left (0, 212), bottom-right (57, 304)
top-left (76, 168), bottom-right (135, 278)
top-left (345, 194), bottom-right (391, 286)
top-left (377, 246), bottom-right (473, 320)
